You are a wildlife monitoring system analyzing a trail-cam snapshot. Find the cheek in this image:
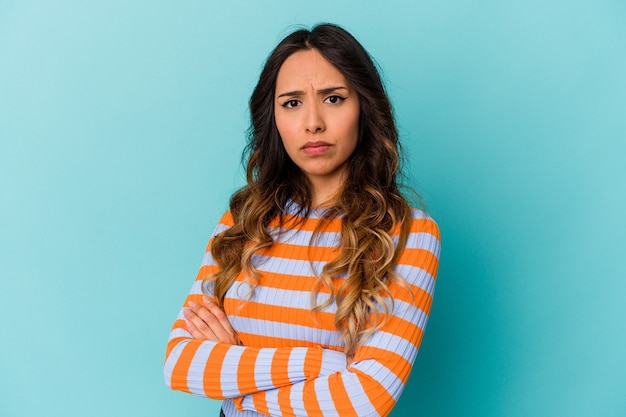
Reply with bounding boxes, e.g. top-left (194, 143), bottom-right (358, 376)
top-left (275, 115), bottom-right (297, 149)
top-left (344, 110), bottom-right (360, 146)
